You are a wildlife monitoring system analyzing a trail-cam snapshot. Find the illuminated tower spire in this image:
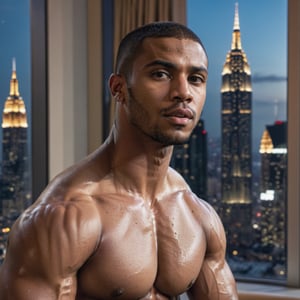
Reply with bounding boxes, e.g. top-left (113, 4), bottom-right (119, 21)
top-left (10, 57), bottom-right (19, 96)
top-left (2, 58), bottom-right (28, 128)
top-left (233, 2), bottom-right (240, 30)
top-left (231, 3), bottom-right (242, 50)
